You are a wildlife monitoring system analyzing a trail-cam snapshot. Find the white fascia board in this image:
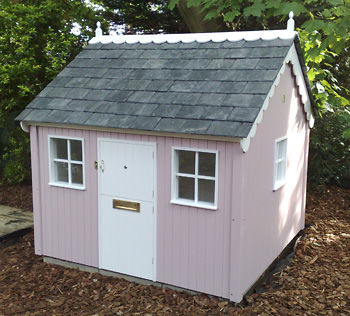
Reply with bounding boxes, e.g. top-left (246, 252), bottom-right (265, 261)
top-left (240, 43), bottom-right (314, 153)
top-left (89, 30), bottom-right (297, 45)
